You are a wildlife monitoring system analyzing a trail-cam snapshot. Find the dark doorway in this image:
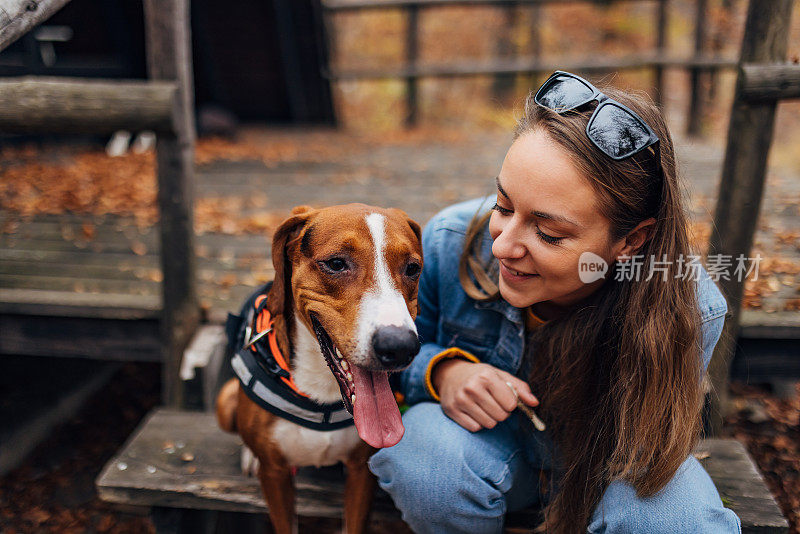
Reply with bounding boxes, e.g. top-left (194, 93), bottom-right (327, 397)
top-left (0, 0), bottom-right (335, 125)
